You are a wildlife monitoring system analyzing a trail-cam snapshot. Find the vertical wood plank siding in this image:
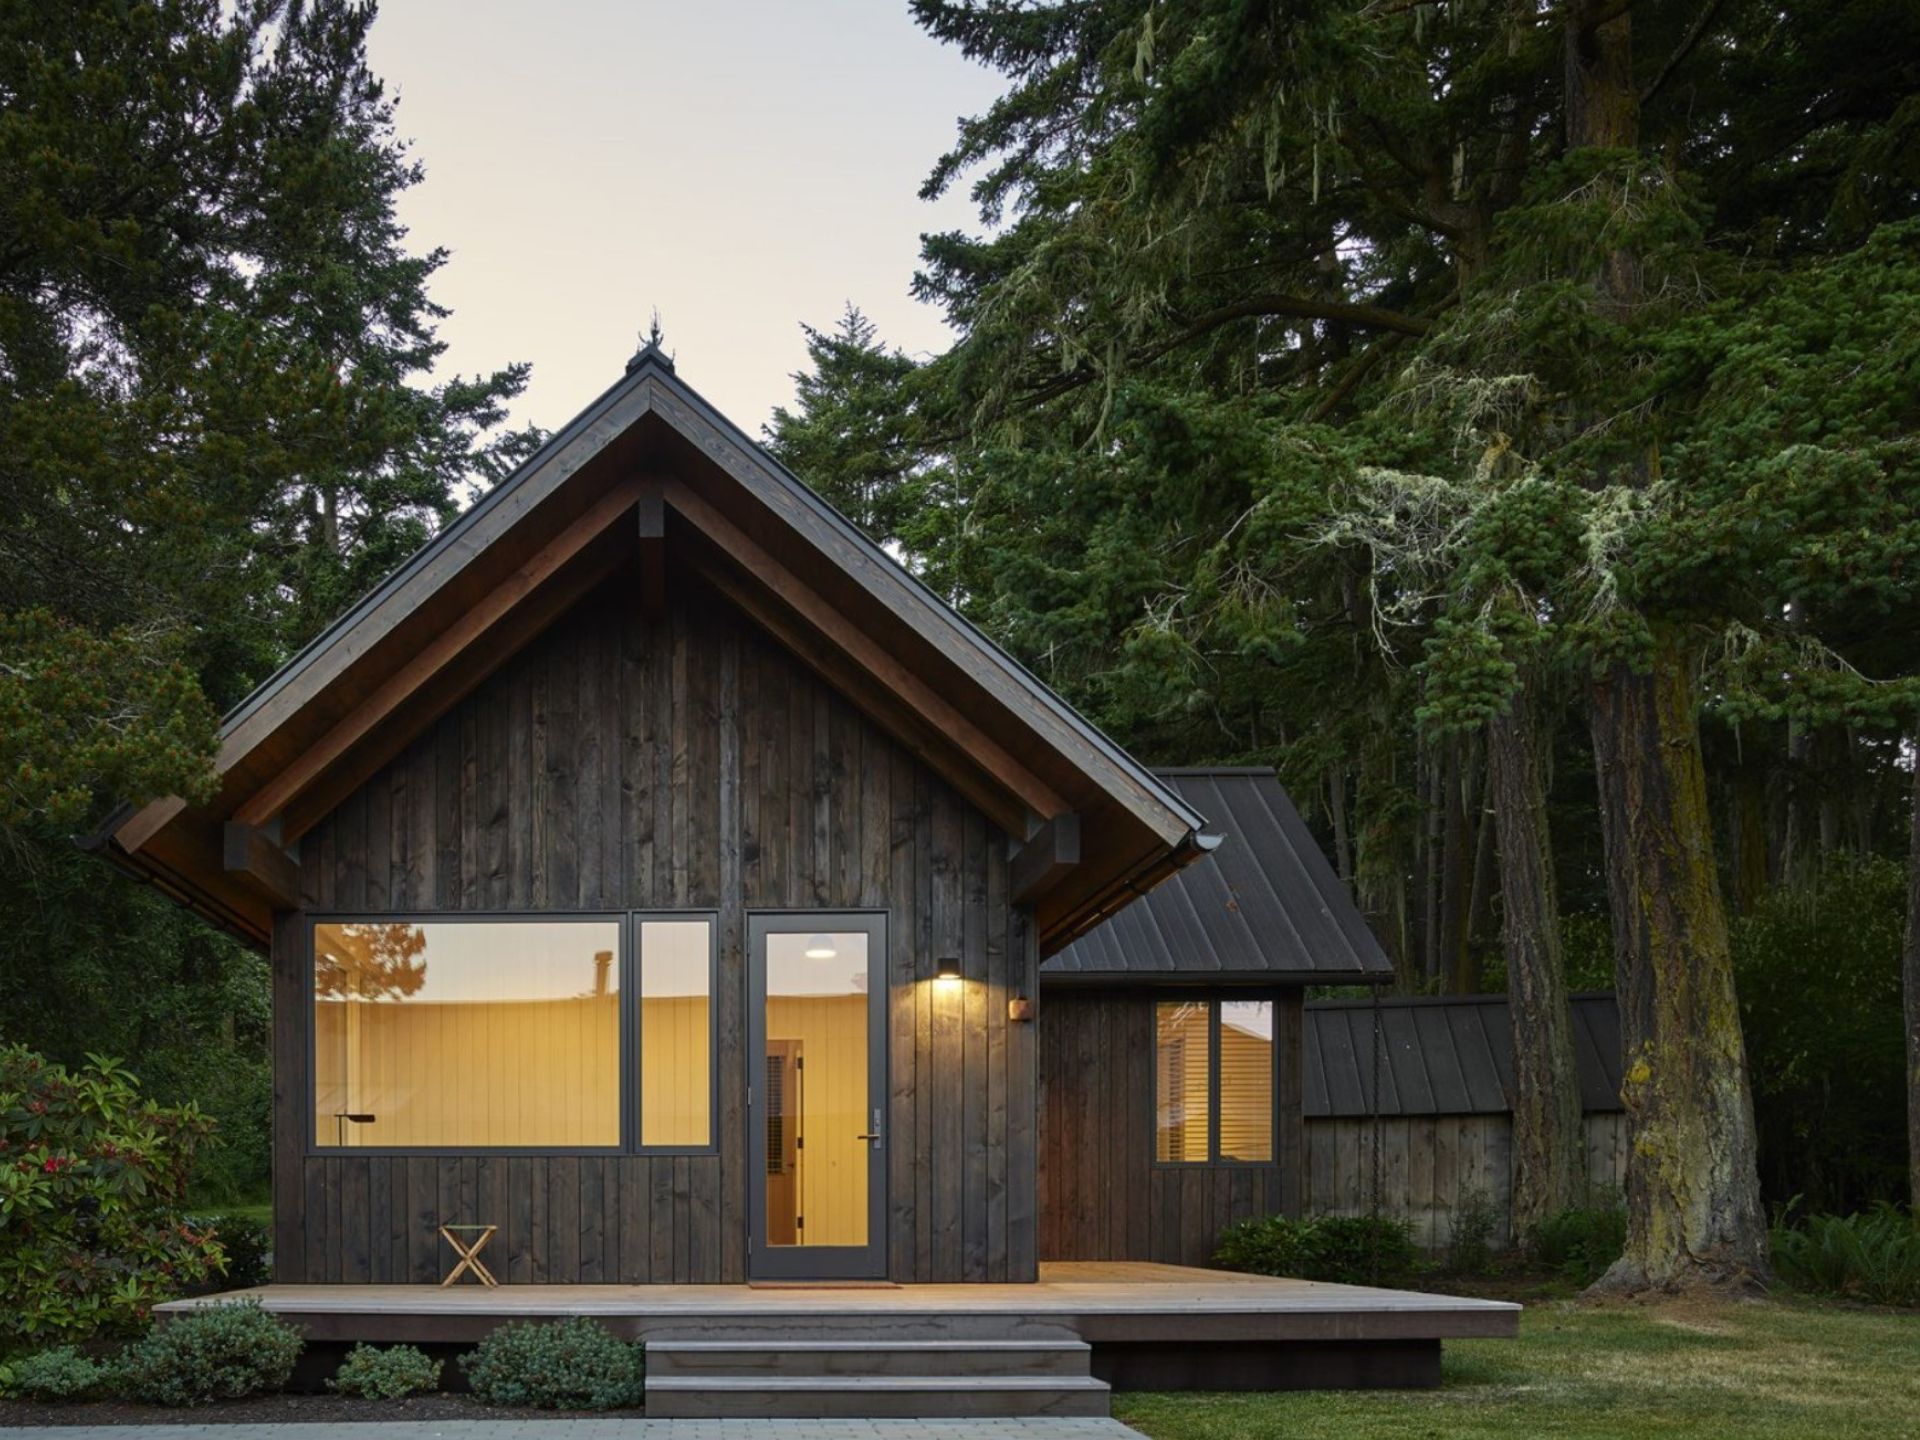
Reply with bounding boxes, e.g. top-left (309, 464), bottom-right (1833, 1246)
top-left (1037, 991), bottom-right (1306, 1267)
top-left (276, 577), bottom-right (1037, 1284)
top-left (1302, 1111), bottom-right (1628, 1250)
top-left (1038, 992), bottom-right (1628, 1262)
